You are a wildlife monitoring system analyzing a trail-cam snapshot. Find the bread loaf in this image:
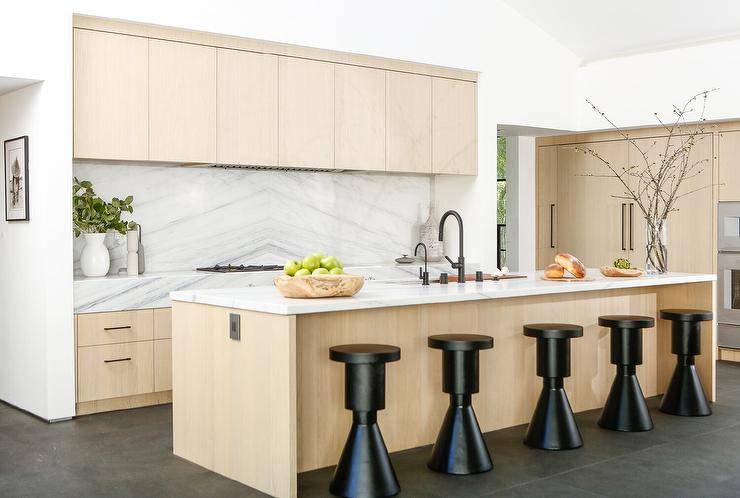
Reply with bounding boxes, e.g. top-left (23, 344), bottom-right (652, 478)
top-left (544, 263), bottom-right (565, 278)
top-left (554, 253), bottom-right (586, 278)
